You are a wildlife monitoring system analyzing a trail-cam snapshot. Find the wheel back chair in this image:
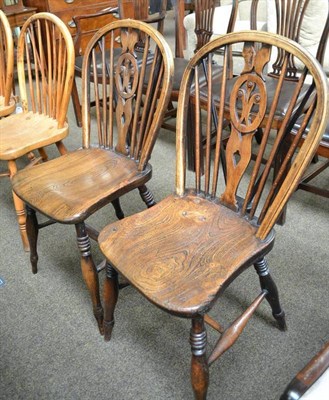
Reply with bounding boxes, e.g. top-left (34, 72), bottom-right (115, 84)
top-left (12, 19), bottom-right (174, 335)
top-left (0, 10), bottom-right (15, 117)
top-left (98, 31), bottom-right (329, 398)
top-left (0, 12), bottom-right (75, 251)
top-left (71, 0), bottom-right (168, 127)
